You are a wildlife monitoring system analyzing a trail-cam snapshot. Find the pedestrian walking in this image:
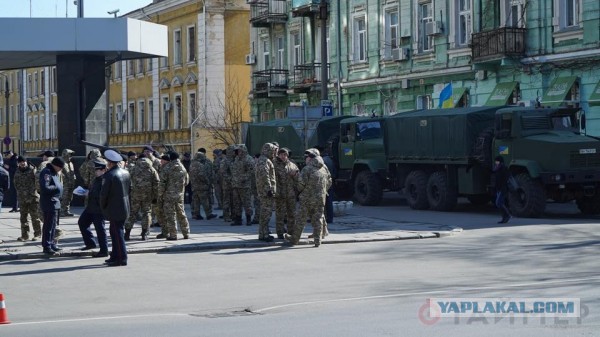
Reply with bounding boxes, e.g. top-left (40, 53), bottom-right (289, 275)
top-left (493, 156), bottom-right (512, 224)
top-left (100, 150), bottom-right (131, 266)
top-left (78, 159), bottom-right (109, 257)
top-left (39, 157), bottom-right (64, 255)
